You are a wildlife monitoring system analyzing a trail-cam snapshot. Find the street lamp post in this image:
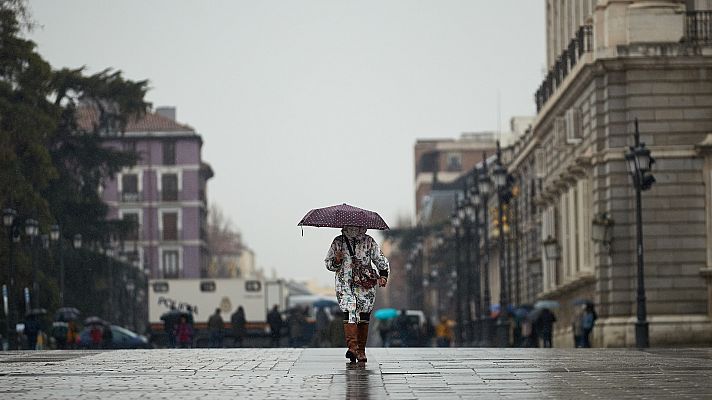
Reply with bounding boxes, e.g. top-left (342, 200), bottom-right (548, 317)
top-left (24, 219), bottom-right (39, 308)
top-left (492, 141), bottom-right (511, 347)
top-left (3, 208), bottom-right (18, 349)
top-left (49, 225), bottom-right (66, 307)
top-left (478, 154), bottom-right (494, 346)
top-left (105, 245), bottom-right (115, 322)
top-left (467, 174), bottom-right (483, 346)
top-left (625, 118), bottom-right (655, 348)
top-left (451, 213), bottom-right (464, 345)
top-left (459, 197), bottom-right (475, 345)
